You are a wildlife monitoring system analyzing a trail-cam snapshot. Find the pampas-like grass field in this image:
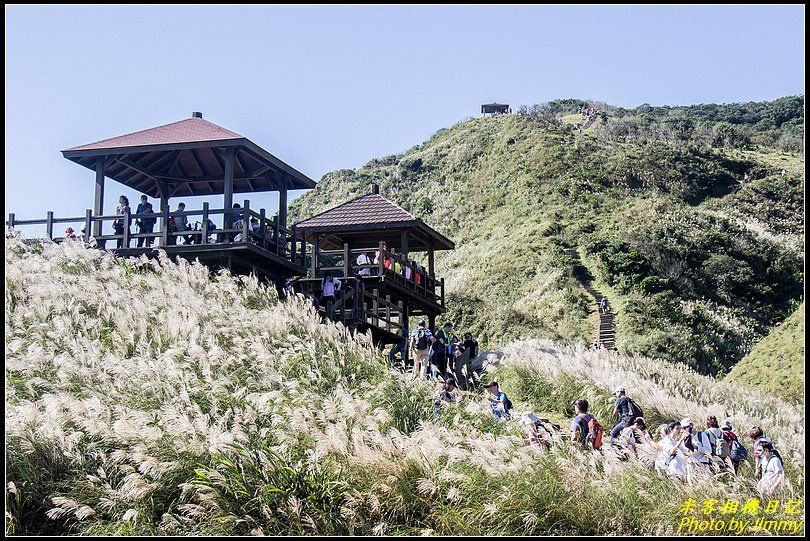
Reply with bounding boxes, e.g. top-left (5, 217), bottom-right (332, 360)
top-left (5, 234), bottom-right (804, 535)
